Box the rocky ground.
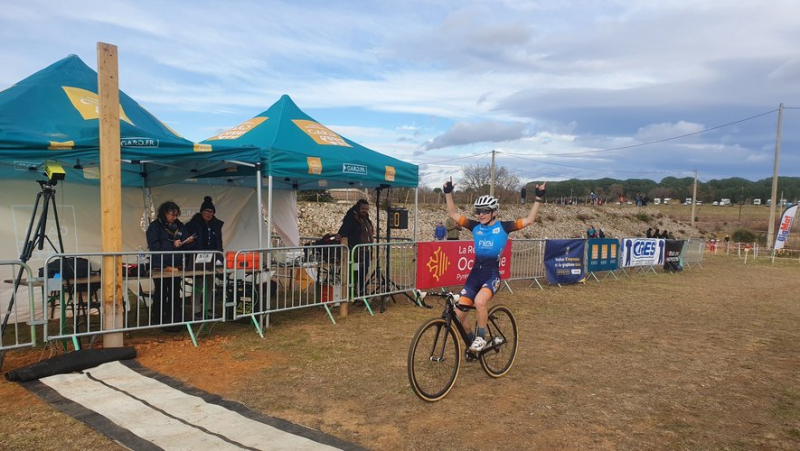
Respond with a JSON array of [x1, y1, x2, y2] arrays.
[[296, 200, 698, 241]]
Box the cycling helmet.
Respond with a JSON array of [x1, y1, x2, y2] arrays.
[[474, 195, 499, 211]]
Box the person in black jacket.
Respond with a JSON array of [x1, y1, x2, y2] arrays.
[[184, 196, 224, 319], [146, 201, 194, 329], [337, 199, 374, 296]]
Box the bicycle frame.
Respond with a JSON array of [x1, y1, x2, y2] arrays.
[[429, 292, 505, 357]]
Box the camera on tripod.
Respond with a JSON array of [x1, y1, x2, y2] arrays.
[[44, 161, 65, 185]]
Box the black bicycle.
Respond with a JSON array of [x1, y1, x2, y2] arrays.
[[407, 292, 518, 402]]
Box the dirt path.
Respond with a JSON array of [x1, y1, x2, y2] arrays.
[[2, 256, 799, 449]]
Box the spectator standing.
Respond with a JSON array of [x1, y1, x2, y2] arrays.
[[445, 216, 462, 240], [146, 201, 195, 330], [599, 228, 606, 238], [337, 199, 375, 297], [185, 196, 224, 319], [587, 224, 597, 239], [433, 221, 447, 240]]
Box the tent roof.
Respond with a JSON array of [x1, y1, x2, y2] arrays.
[[0, 55, 258, 187], [202, 95, 418, 189]]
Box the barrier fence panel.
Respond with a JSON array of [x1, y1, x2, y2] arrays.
[[43, 251, 226, 347], [0, 261, 37, 352], [683, 238, 705, 268], [351, 242, 417, 315], [508, 239, 546, 289], [231, 244, 348, 328]]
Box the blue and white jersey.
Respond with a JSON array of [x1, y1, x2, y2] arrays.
[[459, 217, 523, 267]]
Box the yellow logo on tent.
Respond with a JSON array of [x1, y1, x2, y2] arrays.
[[62, 87, 133, 125], [48, 141, 74, 150], [385, 165, 396, 182], [206, 117, 268, 140], [293, 120, 351, 147], [194, 143, 212, 152], [426, 246, 450, 282], [307, 157, 322, 174]]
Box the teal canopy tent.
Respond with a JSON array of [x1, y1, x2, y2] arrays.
[[202, 94, 418, 190], [0, 55, 258, 187]]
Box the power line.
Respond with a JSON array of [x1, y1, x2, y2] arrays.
[[502, 152, 689, 175], [528, 108, 778, 157]]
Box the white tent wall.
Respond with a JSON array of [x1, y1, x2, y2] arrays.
[[0, 180, 299, 324]]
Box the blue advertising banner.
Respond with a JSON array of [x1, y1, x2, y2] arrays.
[[621, 238, 665, 267], [586, 238, 620, 272], [663, 239, 686, 272], [544, 239, 586, 284]]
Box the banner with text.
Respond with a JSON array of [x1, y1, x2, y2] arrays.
[[663, 239, 686, 272], [774, 205, 798, 251], [621, 238, 665, 267], [586, 238, 620, 272], [544, 239, 586, 284], [416, 240, 512, 290]]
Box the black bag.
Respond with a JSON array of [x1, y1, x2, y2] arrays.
[[305, 233, 341, 263], [38, 257, 95, 279]]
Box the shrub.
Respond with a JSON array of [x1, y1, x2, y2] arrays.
[[576, 213, 590, 221], [635, 212, 651, 222], [731, 228, 757, 243], [545, 214, 556, 222]]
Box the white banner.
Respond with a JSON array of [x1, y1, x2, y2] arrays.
[[774, 205, 798, 250], [621, 238, 665, 267]]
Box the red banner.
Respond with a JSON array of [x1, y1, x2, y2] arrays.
[[416, 240, 512, 290]]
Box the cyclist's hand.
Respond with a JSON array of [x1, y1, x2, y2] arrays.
[[534, 182, 547, 198], [443, 177, 455, 194]]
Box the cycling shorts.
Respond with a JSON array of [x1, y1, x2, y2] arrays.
[[459, 265, 501, 304]]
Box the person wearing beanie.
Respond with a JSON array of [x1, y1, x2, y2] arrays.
[[185, 196, 225, 320], [186, 196, 224, 252]]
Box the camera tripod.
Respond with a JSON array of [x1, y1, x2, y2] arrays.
[[1, 180, 65, 366]]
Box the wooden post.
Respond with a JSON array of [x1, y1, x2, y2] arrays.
[[98, 43, 124, 347]]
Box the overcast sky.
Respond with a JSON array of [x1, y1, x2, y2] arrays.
[[2, 0, 800, 188]]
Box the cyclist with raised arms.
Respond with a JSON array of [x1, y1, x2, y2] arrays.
[[443, 178, 546, 352]]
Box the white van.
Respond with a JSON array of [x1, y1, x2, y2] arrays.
[[663, 198, 671, 205], [684, 198, 692, 205], [753, 199, 761, 205], [653, 198, 661, 205]]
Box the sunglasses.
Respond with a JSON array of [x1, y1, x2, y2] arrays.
[[474, 208, 493, 215]]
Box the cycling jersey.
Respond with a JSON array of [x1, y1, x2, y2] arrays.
[[457, 217, 523, 268]]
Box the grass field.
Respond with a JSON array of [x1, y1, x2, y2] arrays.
[[1, 254, 798, 449]]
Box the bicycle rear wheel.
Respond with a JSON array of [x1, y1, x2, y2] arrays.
[[407, 317, 462, 402], [479, 304, 518, 378]]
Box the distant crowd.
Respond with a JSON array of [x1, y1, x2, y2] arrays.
[[645, 227, 673, 239]]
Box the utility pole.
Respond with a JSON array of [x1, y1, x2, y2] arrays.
[[767, 103, 783, 248], [738, 186, 743, 222], [691, 169, 697, 228], [490, 149, 496, 197]]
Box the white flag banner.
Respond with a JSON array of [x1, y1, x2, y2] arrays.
[[774, 205, 798, 250]]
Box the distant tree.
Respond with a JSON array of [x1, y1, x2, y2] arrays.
[[460, 163, 520, 203]]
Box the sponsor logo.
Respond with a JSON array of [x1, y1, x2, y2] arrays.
[[385, 165, 396, 182], [48, 141, 74, 150], [292, 119, 352, 147], [62, 86, 133, 124], [206, 117, 268, 140], [121, 137, 159, 148], [193, 143, 212, 152], [342, 163, 367, 175], [478, 239, 493, 249], [492, 228, 501, 234], [426, 246, 450, 282], [633, 240, 656, 257], [307, 157, 322, 175]]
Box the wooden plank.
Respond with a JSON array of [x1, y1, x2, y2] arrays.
[[98, 42, 124, 347]]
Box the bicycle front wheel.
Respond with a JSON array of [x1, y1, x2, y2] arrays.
[[480, 304, 518, 378], [407, 317, 462, 402]]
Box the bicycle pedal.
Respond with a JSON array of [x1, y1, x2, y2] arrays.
[[465, 351, 478, 361]]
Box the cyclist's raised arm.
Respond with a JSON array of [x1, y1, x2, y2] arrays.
[[520, 181, 547, 228], [443, 178, 461, 223]]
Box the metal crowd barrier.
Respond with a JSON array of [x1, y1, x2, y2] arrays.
[[683, 238, 706, 268], [0, 261, 37, 352], [229, 244, 348, 333], [351, 241, 417, 315], [507, 238, 547, 289], [42, 250, 227, 348]]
